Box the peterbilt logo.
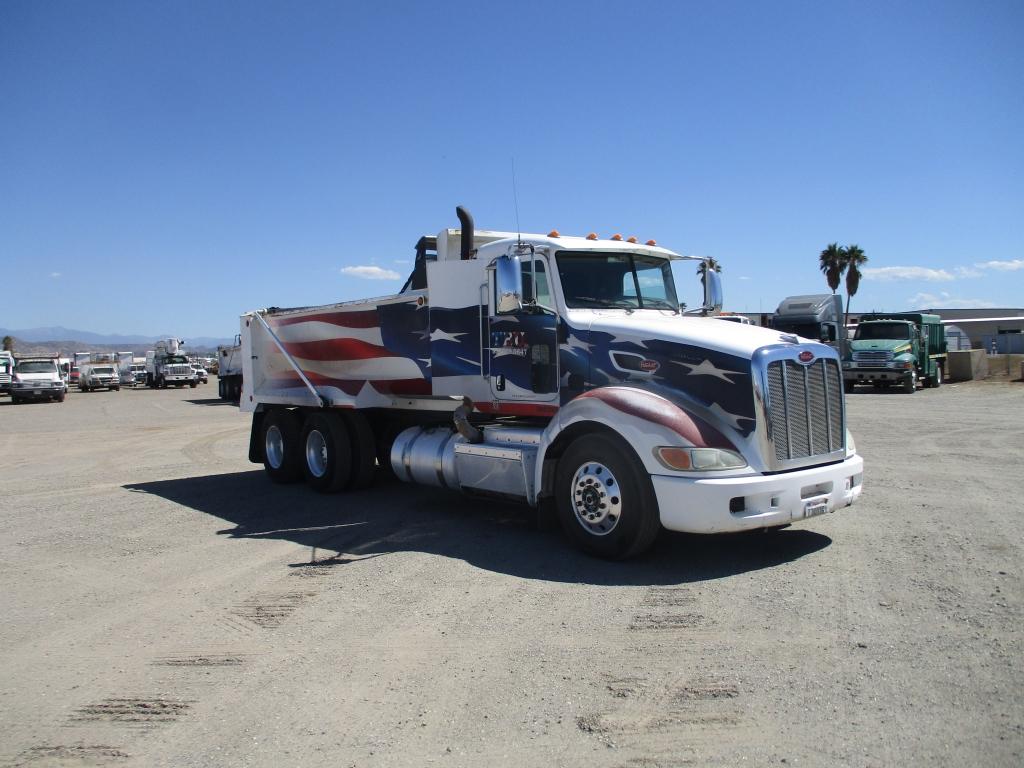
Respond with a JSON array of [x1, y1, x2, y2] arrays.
[[798, 350, 815, 363]]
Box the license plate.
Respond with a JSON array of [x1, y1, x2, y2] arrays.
[[804, 501, 829, 518]]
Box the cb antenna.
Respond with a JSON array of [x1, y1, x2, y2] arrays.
[[512, 157, 521, 245]]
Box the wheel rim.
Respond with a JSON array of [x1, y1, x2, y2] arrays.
[[305, 429, 329, 478], [570, 461, 623, 536], [265, 424, 285, 469]]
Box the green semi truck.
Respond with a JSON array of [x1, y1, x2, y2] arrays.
[[843, 313, 947, 393]]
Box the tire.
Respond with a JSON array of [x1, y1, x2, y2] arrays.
[[902, 370, 917, 394], [343, 411, 377, 490], [300, 413, 352, 492], [218, 379, 226, 399], [56, 392, 65, 403], [554, 433, 661, 560], [113, 386, 120, 392], [189, 381, 197, 389], [11, 395, 21, 404], [262, 409, 303, 483], [930, 364, 943, 388]]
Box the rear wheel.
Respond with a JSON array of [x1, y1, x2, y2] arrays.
[[930, 364, 943, 388], [555, 433, 661, 560], [262, 409, 303, 483], [301, 413, 352, 492]]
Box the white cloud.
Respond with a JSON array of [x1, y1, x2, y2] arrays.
[[907, 292, 996, 310], [862, 266, 955, 282], [341, 265, 401, 280], [738, 276, 751, 280], [976, 259, 1024, 272], [50, 272, 61, 279], [954, 266, 983, 278], [393, 259, 411, 265]]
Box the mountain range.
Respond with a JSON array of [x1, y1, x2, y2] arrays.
[[0, 326, 233, 349]]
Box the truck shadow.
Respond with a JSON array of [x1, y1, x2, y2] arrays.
[[124, 470, 831, 587]]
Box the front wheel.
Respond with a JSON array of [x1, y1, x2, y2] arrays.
[[555, 433, 661, 560], [902, 370, 917, 394], [189, 381, 197, 388]]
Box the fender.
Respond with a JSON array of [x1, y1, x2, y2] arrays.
[[531, 385, 737, 504]]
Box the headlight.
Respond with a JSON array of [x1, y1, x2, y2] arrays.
[[842, 361, 852, 369], [654, 446, 747, 471]]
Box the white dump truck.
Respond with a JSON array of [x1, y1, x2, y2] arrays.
[[217, 335, 243, 402], [240, 207, 864, 559], [146, 339, 196, 388]]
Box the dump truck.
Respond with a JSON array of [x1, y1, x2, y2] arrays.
[[217, 335, 243, 402], [843, 312, 947, 393], [239, 207, 864, 559]]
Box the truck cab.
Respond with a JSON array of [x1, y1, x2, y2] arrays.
[[843, 313, 946, 393]]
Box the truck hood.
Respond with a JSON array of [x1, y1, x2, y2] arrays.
[[15, 372, 59, 383], [850, 339, 912, 354], [562, 311, 831, 440], [577, 311, 796, 359]]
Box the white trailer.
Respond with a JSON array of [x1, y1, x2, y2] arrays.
[[240, 207, 864, 559]]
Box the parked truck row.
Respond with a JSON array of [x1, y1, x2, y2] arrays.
[[237, 207, 864, 559]]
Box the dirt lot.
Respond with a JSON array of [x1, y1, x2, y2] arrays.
[[1, 379, 1021, 767]]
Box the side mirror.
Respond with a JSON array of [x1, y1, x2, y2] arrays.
[[495, 253, 523, 314], [703, 269, 723, 315]]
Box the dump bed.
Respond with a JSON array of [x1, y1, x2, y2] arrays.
[[242, 291, 431, 412]]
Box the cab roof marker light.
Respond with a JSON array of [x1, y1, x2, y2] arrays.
[[646, 239, 657, 246], [627, 236, 638, 243], [548, 230, 560, 238], [610, 234, 623, 241], [586, 233, 598, 240]]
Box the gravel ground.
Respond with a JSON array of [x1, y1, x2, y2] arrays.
[[0, 379, 1021, 767]]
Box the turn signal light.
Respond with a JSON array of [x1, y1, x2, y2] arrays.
[[611, 233, 623, 241], [654, 446, 747, 472], [586, 233, 598, 240], [548, 230, 560, 237]]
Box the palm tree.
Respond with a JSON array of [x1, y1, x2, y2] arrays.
[[843, 244, 868, 324], [819, 243, 846, 293], [2, 335, 12, 353]]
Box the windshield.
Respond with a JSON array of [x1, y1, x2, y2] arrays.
[[93, 366, 115, 374], [556, 252, 678, 310], [855, 322, 912, 341], [165, 355, 189, 364], [773, 321, 823, 339], [15, 361, 56, 374]]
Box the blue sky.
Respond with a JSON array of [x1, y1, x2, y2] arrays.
[[2, 0, 1021, 338]]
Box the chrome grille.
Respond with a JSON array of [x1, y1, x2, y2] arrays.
[[852, 350, 892, 367], [168, 365, 192, 376], [766, 358, 844, 462]]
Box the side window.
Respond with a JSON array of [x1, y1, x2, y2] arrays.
[[521, 259, 551, 306]]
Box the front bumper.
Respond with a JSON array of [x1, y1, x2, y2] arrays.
[[652, 454, 864, 534], [12, 384, 64, 400], [844, 368, 910, 383]]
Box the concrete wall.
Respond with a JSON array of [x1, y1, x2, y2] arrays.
[[947, 350, 988, 381]]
